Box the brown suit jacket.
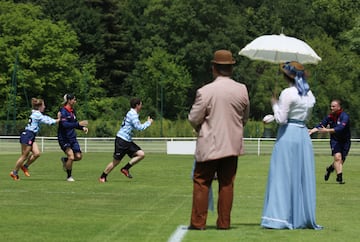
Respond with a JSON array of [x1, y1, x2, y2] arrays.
[[188, 76, 250, 162]]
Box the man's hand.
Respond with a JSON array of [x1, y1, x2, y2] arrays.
[[79, 120, 88, 126], [147, 116, 153, 123]]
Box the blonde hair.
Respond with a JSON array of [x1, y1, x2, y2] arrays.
[[31, 98, 44, 110]]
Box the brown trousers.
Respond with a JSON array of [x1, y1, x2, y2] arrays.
[[190, 156, 238, 229]]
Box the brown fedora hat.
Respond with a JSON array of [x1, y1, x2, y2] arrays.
[[211, 50, 236, 64], [279, 61, 305, 79]]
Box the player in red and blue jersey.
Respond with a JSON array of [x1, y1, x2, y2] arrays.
[[309, 99, 351, 184], [57, 94, 88, 182]]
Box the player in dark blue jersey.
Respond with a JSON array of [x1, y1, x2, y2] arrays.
[[10, 98, 59, 180], [309, 99, 351, 184], [57, 94, 88, 182]]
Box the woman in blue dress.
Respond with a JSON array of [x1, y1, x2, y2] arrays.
[[261, 61, 322, 230]]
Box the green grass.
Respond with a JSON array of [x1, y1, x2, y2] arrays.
[[0, 152, 359, 242]]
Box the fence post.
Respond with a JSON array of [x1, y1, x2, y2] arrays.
[[41, 137, 44, 152], [85, 138, 87, 153]]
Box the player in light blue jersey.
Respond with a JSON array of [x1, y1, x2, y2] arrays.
[[10, 98, 60, 180], [99, 97, 153, 182]]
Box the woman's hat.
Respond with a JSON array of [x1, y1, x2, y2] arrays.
[[279, 61, 305, 79], [211, 50, 236, 64], [280, 61, 310, 96], [62, 93, 75, 104]]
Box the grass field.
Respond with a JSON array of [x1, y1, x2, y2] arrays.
[[0, 152, 359, 242]]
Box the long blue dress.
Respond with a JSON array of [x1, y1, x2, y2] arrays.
[[261, 86, 322, 230]]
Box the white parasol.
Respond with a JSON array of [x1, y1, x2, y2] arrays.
[[239, 34, 321, 64]]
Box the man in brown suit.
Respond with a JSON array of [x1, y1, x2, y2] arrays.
[[188, 49, 250, 230]]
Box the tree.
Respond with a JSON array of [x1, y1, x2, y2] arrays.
[[127, 0, 248, 118], [0, 1, 100, 120], [86, 0, 134, 95], [128, 48, 192, 120], [341, 16, 360, 55], [19, 0, 134, 96], [312, 0, 360, 42], [3, 0, 360, 137], [31, 0, 105, 65]]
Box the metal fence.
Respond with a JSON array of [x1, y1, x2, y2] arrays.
[[1, 136, 360, 156]]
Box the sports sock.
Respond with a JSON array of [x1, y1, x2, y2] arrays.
[[336, 173, 343, 182], [327, 164, 335, 172], [23, 164, 29, 168], [123, 163, 133, 170], [66, 169, 72, 178], [101, 172, 107, 178]]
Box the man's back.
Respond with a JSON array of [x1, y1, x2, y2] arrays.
[[189, 76, 249, 161]]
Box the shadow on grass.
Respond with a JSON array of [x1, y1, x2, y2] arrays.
[[200, 223, 260, 230]]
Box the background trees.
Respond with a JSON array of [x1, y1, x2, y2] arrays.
[[0, 1, 82, 117], [2, 0, 360, 137]]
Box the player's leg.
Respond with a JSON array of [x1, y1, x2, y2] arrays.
[[99, 159, 121, 182], [71, 141, 82, 161], [333, 152, 345, 184], [324, 161, 335, 181], [25, 141, 41, 166], [333, 152, 343, 174], [325, 141, 338, 181], [103, 159, 121, 174], [64, 148, 75, 181], [129, 149, 145, 166], [99, 137, 126, 182], [10, 144, 32, 180], [120, 149, 144, 179], [21, 142, 41, 176], [74, 152, 82, 161], [334, 142, 350, 184], [120, 141, 142, 179], [64, 141, 83, 181]]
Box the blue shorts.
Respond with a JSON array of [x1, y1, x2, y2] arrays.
[[330, 139, 351, 161], [58, 139, 82, 153], [19, 130, 36, 146], [113, 136, 141, 160]]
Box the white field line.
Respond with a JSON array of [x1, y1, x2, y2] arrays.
[[168, 225, 188, 242]]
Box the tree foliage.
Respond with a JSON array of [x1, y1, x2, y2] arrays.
[[1, 0, 360, 137], [0, 1, 80, 117], [128, 48, 192, 119]]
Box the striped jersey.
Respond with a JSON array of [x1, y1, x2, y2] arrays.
[[25, 110, 57, 134], [117, 108, 151, 142]]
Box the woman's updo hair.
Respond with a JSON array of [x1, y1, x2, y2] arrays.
[[31, 98, 44, 110]]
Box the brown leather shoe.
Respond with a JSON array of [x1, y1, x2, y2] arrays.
[[187, 225, 206, 230], [217, 227, 230, 230]]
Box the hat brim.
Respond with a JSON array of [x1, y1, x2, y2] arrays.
[[211, 60, 236, 65]]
